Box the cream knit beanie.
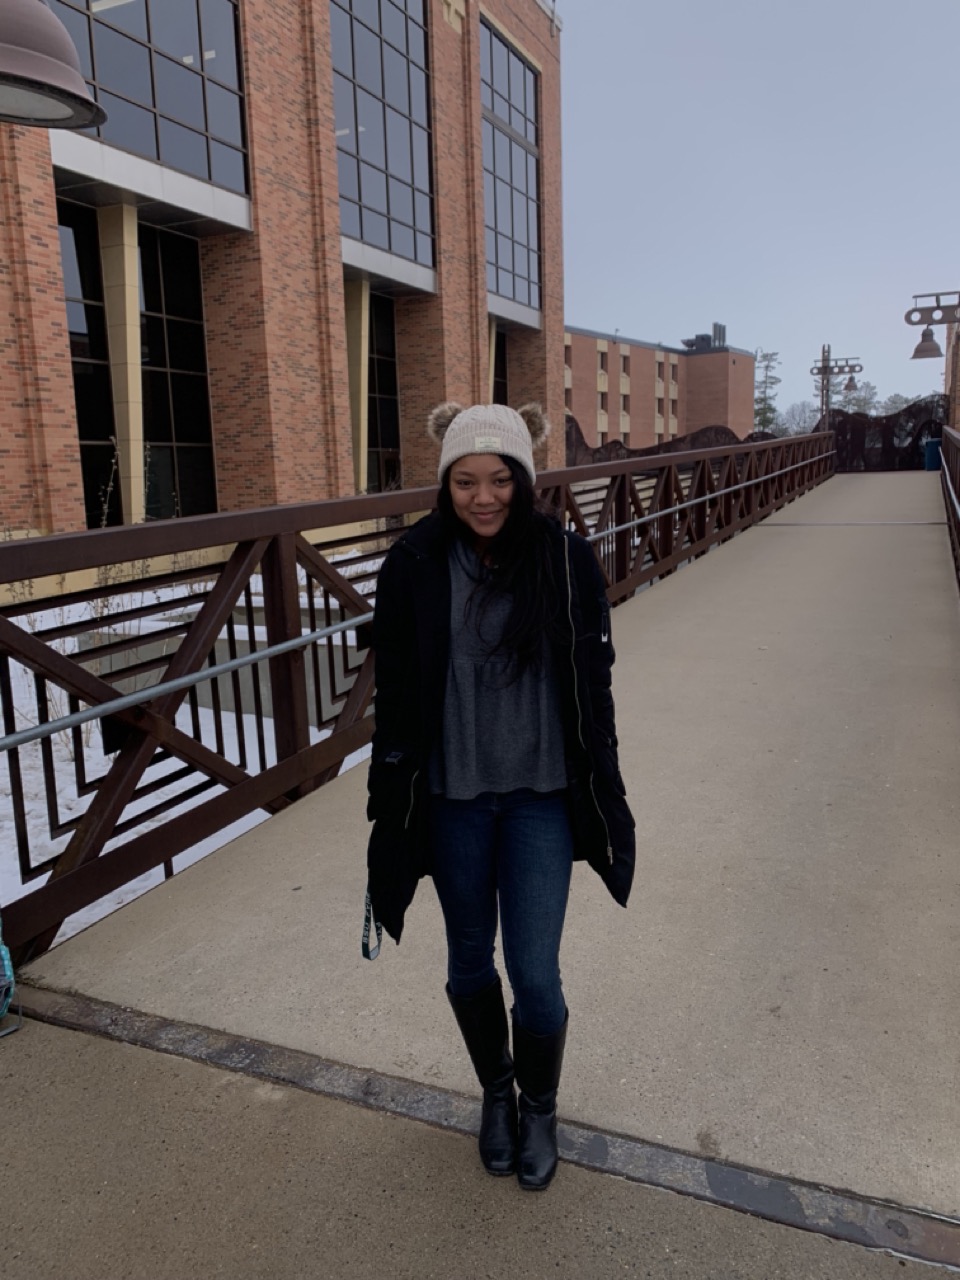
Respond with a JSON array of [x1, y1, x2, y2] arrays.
[[427, 403, 550, 484]]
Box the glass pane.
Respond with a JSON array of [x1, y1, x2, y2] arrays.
[[360, 162, 388, 214], [409, 64, 427, 125], [171, 373, 213, 443], [361, 208, 389, 250], [493, 93, 509, 123], [514, 245, 528, 281], [483, 170, 494, 218], [93, 23, 152, 104], [142, 369, 173, 440], [482, 119, 493, 171], [388, 177, 412, 224], [497, 268, 512, 297], [514, 276, 529, 306], [199, 0, 240, 87], [481, 81, 492, 110], [333, 74, 357, 152], [356, 90, 385, 166], [145, 444, 177, 518], [209, 141, 246, 192], [389, 220, 414, 260], [527, 199, 538, 250], [94, 0, 147, 40], [51, 2, 92, 78], [485, 227, 495, 265], [73, 363, 115, 442], [486, 263, 497, 291], [148, 0, 201, 66], [352, 0, 379, 28], [160, 234, 203, 319], [57, 204, 104, 300], [495, 178, 511, 233], [496, 234, 512, 272], [330, 1, 353, 76], [511, 140, 527, 192], [80, 443, 123, 528], [206, 82, 243, 144], [175, 447, 217, 516], [338, 152, 360, 201], [527, 152, 537, 195], [404, 0, 423, 22], [377, 396, 399, 448], [529, 283, 540, 311], [66, 301, 108, 360], [492, 35, 508, 95], [406, 20, 424, 67], [494, 127, 509, 178], [138, 225, 162, 311], [374, 355, 397, 397], [411, 123, 429, 191], [513, 189, 527, 244], [158, 117, 208, 179], [98, 91, 157, 159], [525, 67, 537, 121], [414, 189, 431, 231], [383, 45, 408, 114], [381, 0, 405, 51], [140, 314, 166, 366], [386, 107, 411, 181], [509, 52, 525, 109], [353, 22, 382, 97], [480, 24, 491, 85], [58, 225, 83, 301], [415, 232, 432, 266], [511, 104, 525, 135], [166, 319, 207, 372], [370, 293, 395, 356], [339, 198, 361, 238], [154, 55, 205, 128]]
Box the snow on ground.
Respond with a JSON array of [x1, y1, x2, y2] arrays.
[[0, 562, 376, 947]]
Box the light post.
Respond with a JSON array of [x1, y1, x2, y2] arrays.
[[903, 292, 959, 360], [0, 0, 105, 128], [810, 345, 863, 428]]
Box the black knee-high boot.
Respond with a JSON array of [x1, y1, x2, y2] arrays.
[[446, 978, 518, 1176], [512, 1010, 568, 1191]]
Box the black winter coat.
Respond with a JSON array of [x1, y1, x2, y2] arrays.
[[365, 511, 636, 943]]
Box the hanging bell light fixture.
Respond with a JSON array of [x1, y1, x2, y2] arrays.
[[0, 0, 105, 128], [911, 326, 944, 360], [843, 375, 858, 393]]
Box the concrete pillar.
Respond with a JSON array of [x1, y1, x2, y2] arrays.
[[98, 204, 144, 524], [344, 277, 371, 493]]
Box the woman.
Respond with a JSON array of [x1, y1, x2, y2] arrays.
[[364, 402, 635, 1191]]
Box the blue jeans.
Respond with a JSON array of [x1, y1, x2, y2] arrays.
[[429, 788, 573, 1036]]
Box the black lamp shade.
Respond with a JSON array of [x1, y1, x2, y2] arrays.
[[0, 0, 106, 128]]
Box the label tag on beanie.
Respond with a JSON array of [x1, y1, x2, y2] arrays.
[[474, 435, 503, 450]]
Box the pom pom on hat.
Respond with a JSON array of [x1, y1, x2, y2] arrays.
[[427, 402, 551, 484]]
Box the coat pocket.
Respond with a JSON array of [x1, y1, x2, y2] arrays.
[[366, 749, 419, 823]]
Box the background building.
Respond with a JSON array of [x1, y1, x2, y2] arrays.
[[0, 0, 564, 537], [565, 323, 755, 449]]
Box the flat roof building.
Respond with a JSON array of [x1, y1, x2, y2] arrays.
[[565, 323, 755, 451], [1, 0, 564, 536]]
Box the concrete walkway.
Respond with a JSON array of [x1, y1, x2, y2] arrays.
[[0, 1018, 943, 1280], [14, 473, 960, 1263]]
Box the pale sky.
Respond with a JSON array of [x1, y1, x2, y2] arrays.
[[560, 0, 956, 412]]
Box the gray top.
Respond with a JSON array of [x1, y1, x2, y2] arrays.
[[428, 542, 568, 800]]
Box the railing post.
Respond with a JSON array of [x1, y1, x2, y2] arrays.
[[614, 475, 630, 586], [260, 533, 311, 794]]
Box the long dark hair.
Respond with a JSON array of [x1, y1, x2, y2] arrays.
[[437, 455, 564, 675]]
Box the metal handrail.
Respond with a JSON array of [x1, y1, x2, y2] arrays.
[[0, 611, 373, 755], [586, 451, 836, 543]]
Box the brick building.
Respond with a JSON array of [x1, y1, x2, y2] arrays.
[[0, 0, 564, 536], [565, 323, 755, 450]]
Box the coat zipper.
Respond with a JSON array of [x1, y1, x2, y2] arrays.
[[564, 539, 613, 866], [404, 769, 420, 830]]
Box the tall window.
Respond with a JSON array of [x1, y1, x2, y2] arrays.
[[331, 0, 434, 267], [480, 22, 540, 310], [367, 293, 401, 492], [58, 201, 122, 528], [492, 328, 508, 404], [49, 0, 247, 193], [140, 225, 217, 519]]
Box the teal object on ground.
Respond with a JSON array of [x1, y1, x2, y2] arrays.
[[0, 913, 21, 1036], [924, 439, 942, 471]]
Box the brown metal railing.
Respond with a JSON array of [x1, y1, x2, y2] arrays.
[[942, 426, 960, 592], [0, 433, 834, 961]]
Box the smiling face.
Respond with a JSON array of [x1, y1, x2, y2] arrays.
[[448, 454, 515, 546]]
